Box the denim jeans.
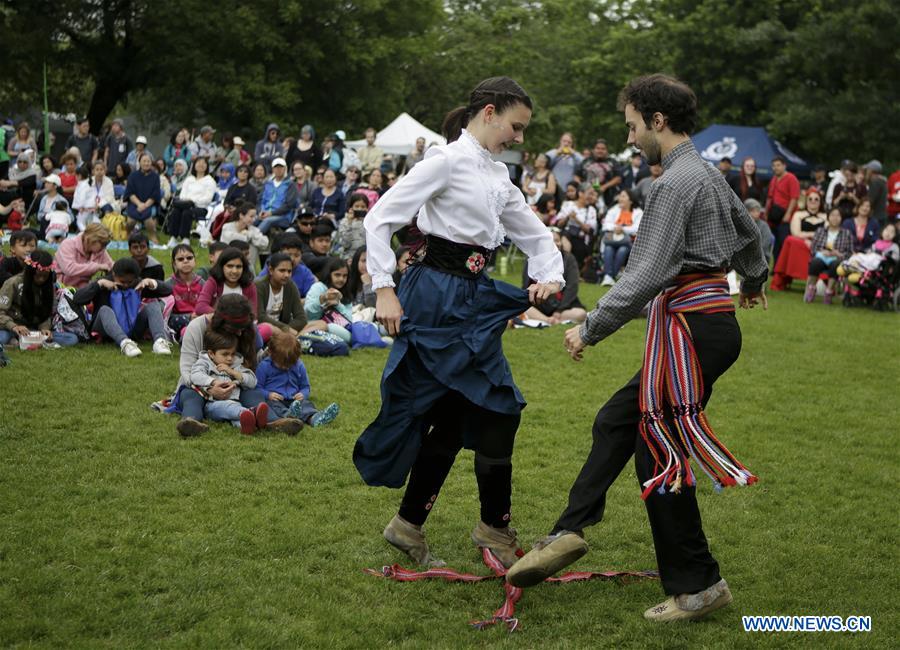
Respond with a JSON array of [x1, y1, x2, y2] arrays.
[[204, 399, 247, 426], [268, 397, 318, 422], [602, 238, 632, 278], [180, 386, 271, 422], [256, 214, 293, 234]]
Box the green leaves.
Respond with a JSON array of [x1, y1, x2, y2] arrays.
[[2, 0, 895, 167]]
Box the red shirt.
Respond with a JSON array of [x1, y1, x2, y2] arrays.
[[59, 171, 78, 196], [887, 170, 900, 217], [767, 172, 800, 211]]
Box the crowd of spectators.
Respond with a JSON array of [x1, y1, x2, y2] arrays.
[[1, 116, 899, 376]]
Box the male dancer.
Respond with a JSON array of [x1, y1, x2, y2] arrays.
[[506, 74, 768, 622]]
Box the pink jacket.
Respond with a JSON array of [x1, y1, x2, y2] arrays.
[[194, 277, 258, 319], [169, 274, 204, 314], [54, 234, 114, 288]]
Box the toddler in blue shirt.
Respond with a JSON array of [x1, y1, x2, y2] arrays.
[[257, 328, 340, 427]]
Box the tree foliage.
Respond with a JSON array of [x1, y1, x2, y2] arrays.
[[1, 0, 896, 168]]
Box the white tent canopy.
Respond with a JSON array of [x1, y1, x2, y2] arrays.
[[345, 112, 446, 155]]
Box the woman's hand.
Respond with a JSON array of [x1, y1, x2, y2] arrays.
[[41, 329, 53, 340], [13, 325, 30, 337], [207, 381, 234, 400], [528, 282, 560, 305], [292, 393, 305, 401], [135, 278, 157, 292], [269, 391, 284, 402], [97, 278, 118, 290], [375, 287, 403, 336]]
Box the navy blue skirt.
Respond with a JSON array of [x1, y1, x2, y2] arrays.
[[353, 264, 532, 488]]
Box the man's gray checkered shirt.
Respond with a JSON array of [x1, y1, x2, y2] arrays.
[[580, 139, 768, 345]]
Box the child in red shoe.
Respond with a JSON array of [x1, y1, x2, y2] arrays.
[[190, 329, 267, 434]]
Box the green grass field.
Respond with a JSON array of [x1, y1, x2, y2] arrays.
[[1, 250, 898, 648]]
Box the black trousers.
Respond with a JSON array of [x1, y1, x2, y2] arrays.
[[399, 390, 520, 528], [167, 206, 206, 238], [552, 312, 742, 595]]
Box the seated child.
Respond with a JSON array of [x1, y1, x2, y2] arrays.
[[169, 243, 203, 338], [195, 247, 258, 319], [72, 257, 173, 357], [304, 257, 352, 342], [0, 230, 38, 287], [255, 252, 320, 336], [257, 329, 339, 427], [45, 199, 73, 244], [301, 224, 334, 275], [128, 232, 165, 281], [257, 233, 316, 297], [197, 241, 229, 281], [190, 329, 269, 435], [0, 250, 78, 347]]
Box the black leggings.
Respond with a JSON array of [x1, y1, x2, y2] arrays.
[[399, 391, 520, 528]]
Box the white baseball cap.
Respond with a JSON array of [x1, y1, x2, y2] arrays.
[[44, 173, 62, 186], [233, 136, 245, 146], [136, 135, 148, 145], [272, 157, 287, 167]]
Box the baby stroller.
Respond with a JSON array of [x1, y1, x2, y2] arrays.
[[842, 256, 899, 311]]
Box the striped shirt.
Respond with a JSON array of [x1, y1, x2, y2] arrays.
[[580, 140, 768, 345]]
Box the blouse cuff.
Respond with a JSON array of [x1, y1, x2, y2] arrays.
[[526, 251, 566, 288], [371, 273, 396, 290]]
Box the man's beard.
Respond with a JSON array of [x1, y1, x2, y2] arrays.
[[640, 137, 662, 166]]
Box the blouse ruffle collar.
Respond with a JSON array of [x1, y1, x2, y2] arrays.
[[457, 130, 509, 249]]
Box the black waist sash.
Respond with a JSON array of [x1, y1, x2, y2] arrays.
[[420, 235, 494, 279]]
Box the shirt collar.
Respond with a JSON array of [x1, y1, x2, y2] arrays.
[[459, 129, 494, 164], [661, 139, 696, 171]]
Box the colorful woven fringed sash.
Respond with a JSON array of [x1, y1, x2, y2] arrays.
[[639, 273, 757, 499]]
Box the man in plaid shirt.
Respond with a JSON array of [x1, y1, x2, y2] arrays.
[[508, 74, 768, 623]]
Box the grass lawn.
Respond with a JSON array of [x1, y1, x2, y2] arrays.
[[1, 248, 898, 648]]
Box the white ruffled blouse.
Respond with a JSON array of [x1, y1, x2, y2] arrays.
[[364, 129, 565, 289]]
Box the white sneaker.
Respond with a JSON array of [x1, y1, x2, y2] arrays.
[[601, 274, 615, 287], [166, 238, 178, 248], [120, 338, 142, 357], [152, 338, 172, 355]]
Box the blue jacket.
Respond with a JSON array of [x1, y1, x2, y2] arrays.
[[255, 357, 310, 400], [258, 178, 298, 217], [841, 217, 880, 253]]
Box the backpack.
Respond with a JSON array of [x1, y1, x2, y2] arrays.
[[101, 212, 129, 241], [109, 288, 141, 335], [350, 321, 388, 349], [299, 329, 350, 357], [52, 287, 92, 342]]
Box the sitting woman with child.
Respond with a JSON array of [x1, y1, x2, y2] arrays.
[[189, 329, 269, 435], [770, 188, 827, 291], [175, 294, 303, 437], [0, 250, 79, 348], [804, 207, 852, 305]]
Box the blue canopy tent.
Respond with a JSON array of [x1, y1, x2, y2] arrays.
[[691, 124, 811, 179]]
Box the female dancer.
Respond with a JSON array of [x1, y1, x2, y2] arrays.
[[353, 77, 564, 567]]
